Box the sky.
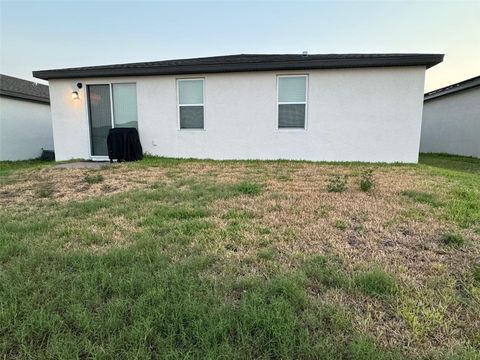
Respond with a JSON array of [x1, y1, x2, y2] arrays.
[[0, 0, 479, 92]]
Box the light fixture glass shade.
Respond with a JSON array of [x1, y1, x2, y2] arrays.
[[72, 91, 79, 100]]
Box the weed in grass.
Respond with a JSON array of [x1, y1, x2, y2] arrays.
[[359, 169, 375, 192], [334, 219, 347, 231], [327, 174, 347, 193], [84, 173, 104, 184], [233, 181, 263, 196], [440, 232, 466, 248], [355, 269, 396, 297], [401, 190, 441, 207], [36, 182, 54, 198]]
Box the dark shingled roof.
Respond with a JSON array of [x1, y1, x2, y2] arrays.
[[33, 53, 444, 80], [424, 75, 480, 101], [0, 74, 50, 104]]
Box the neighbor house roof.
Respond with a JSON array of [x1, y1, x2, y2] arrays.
[[424, 75, 480, 101], [0, 74, 50, 104], [32, 53, 444, 80]]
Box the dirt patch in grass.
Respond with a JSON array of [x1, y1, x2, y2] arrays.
[[0, 165, 171, 209]]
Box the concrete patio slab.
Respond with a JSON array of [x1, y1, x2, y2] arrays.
[[54, 161, 111, 169]]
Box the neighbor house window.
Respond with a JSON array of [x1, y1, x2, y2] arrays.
[[178, 78, 204, 129], [277, 75, 308, 129]]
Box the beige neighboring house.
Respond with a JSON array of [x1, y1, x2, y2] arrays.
[[0, 74, 53, 161], [421, 75, 480, 158]]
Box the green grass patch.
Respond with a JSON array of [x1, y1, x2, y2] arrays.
[[303, 255, 348, 289], [401, 190, 441, 207], [355, 269, 396, 297], [232, 181, 263, 196], [84, 173, 104, 184], [419, 153, 480, 175], [440, 232, 466, 248], [334, 219, 347, 231], [0, 159, 52, 176]]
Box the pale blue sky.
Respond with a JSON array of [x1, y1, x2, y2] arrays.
[[1, 0, 479, 91]]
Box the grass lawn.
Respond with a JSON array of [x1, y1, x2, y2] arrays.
[[0, 154, 479, 359]]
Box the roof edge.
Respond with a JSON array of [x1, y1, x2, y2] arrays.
[[424, 75, 480, 101], [33, 53, 444, 80], [0, 89, 50, 104]]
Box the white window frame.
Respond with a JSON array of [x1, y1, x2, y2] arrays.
[[177, 78, 206, 131], [276, 74, 308, 130]]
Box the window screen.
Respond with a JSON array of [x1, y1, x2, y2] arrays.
[[277, 76, 307, 129], [178, 79, 204, 129], [112, 83, 138, 129]]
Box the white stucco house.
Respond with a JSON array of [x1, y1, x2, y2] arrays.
[[420, 75, 479, 158], [0, 74, 53, 161], [33, 53, 443, 163]]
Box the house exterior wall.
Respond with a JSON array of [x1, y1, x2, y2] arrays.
[[0, 97, 53, 161], [420, 87, 480, 158], [48, 66, 426, 162]]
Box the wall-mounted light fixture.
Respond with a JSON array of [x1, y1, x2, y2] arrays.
[[71, 82, 83, 100]]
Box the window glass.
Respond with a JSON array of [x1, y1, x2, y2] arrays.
[[278, 104, 306, 128], [179, 106, 204, 129], [179, 80, 204, 104], [112, 83, 138, 128], [278, 76, 306, 102], [87, 84, 112, 156]]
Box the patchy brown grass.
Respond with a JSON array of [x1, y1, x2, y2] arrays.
[[1, 157, 479, 357]]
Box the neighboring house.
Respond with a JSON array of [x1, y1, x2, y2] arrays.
[[0, 74, 53, 161], [33, 53, 443, 163], [420, 76, 479, 158]]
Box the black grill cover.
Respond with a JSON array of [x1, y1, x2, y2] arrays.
[[106, 128, 143, 162]]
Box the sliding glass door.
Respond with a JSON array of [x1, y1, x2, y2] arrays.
[[87, 83, 138, 157], [112, 83, 138, 128], [87, 85, 112, 156]]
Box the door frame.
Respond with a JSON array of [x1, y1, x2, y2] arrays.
[[85, 81, 138, 161]]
